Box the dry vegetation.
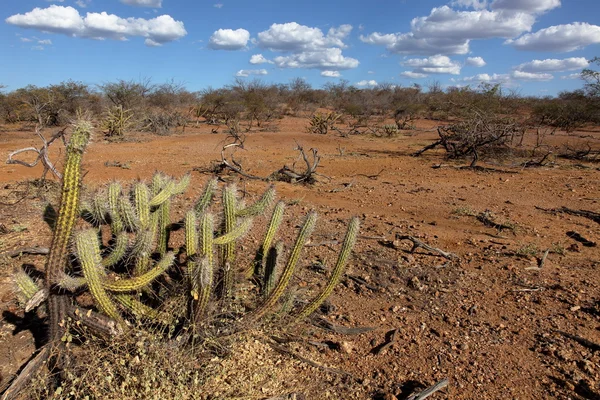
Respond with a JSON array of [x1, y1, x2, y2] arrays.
[[0, 61, 599, 399]]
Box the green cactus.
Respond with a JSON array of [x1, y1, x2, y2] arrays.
[[221, 184, 237, 298], [45, 119, 91, 345], [194, 178, 218, 216], [14, 268, 41, 305], [294, 217, 359, 321], [250, 211, 317, 320], [76, 229, 122, 324], [236, 185, 276, 218]]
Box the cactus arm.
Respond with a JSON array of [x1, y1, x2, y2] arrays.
[[235, 185, 275, 218], [149, 179, 175, 208], [213, 218, 253, 245], [294, 217, 359, 322], [194, 178, 218, 216], [173, 173, 191, 195], [156, 199, 170, 256], [101, 232, 129, 268], [193, 213, 214, 318], [14, 268, 41, 304], [76, 229, 122, 324], [221, 184, 237, 298], [250, 211, 317, 320], [102, 252, 174, 292]]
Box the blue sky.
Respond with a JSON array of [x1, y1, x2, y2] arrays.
[[2, 0, 600, 95]]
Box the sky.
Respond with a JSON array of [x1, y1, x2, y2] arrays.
[[2, 0, 600, 96]]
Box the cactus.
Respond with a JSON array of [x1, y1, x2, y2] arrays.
[[262, 241, 283, 298], [250, 211, 317, 320], [294, 217, 360, 321], [220, 184, 237, 298], [14, 268, 41, 305], [45, 119, 91, 346], [194, 178, 218, 216]]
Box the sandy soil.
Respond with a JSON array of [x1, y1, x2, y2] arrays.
[[0, 117, 598, 399]]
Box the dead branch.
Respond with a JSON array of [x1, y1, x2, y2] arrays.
[[535, 206, 600, 224], [394, 235, 458, 260], [1, 347, 50, 400], [475, 210, 516, 232], [6, 126, 67, 180], [3, 247, 50, 258], [276, 144, 323, 183], [371, 328, 399, 355], [406, 378, 449, 400]]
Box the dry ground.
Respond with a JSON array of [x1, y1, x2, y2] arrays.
[[0, 116, 598, 399]]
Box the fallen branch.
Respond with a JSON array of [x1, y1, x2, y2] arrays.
[[406, 378, 449, 400], [371, 328, 399, 355], [394, 235, 458, 260], [3, 247, 50, 258], [1, 347, 50, 400], [535, 206, 600, 225]]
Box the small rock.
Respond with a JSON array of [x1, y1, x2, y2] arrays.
[[570, 305, 581, 312]]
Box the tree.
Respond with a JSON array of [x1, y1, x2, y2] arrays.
[[582, 57, 600, 97]]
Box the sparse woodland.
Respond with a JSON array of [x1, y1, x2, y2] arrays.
[[0, 61, 599, 399]]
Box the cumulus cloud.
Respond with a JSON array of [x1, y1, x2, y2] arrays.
[[561, 73, 581, 80], [273, 47, 358, 70], [120, 0, 162, 7], [254, 22, 358, 72], [515, 57, 588, 73], [249, 54, 273, 64], [490, 0, 560, 13], [356, 80, 378, 87], [321, 70, 341, 78], [257, 22, 352, 52], [506, 22, 600, 52], [451, 0, 488, 10], [208, 28, 250, 50], [511, 70, 553, 81], [5, 5, 186, 46], [401, 55, 462, 75], [400, 71, 428, 79], [466, 56, 486, 67], [235, 69, 268, 77], [360, 2, 558, 56], [460, 73, 510, 84]]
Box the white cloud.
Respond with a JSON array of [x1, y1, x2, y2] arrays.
[[120, 0, 162, 8], [400, 71, 428, 79], [252, 22, 358, 72], [249, 54, 273, 64], [466, 56, 486, 67], [20, 37, 33, 42], [321, 70, 341, 78], [401, 54, 462, 75], [511, 70, 553, 81], [257, 22, 352, 52], [5, 6, 186, 46], [515, 57, 588, 73], [506, 22, 600, 52], [360, 2, 557, 56], [235, 69, 268, 77], [560, 73, 581, 80], [214, 3, 223, 8], [367, 70, 374, 74], [451, 0, 488, 10], [75, 0, 91, 7], [45, 0, 65, 2], [490, 0, 560, 13], [461, 73, 510, 84], [273, 48, 359, 70], [32, 45, 45, 50], [38, 39, 52, 45], [208, 28, 250, 50], [356, 80, 378, 87]]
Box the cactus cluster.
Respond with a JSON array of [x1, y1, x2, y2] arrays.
[[14, 121, 360, 341], [306, 112, 341, 135]]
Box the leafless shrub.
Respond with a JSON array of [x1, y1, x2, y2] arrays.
[[141, 109, 187, 135]]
